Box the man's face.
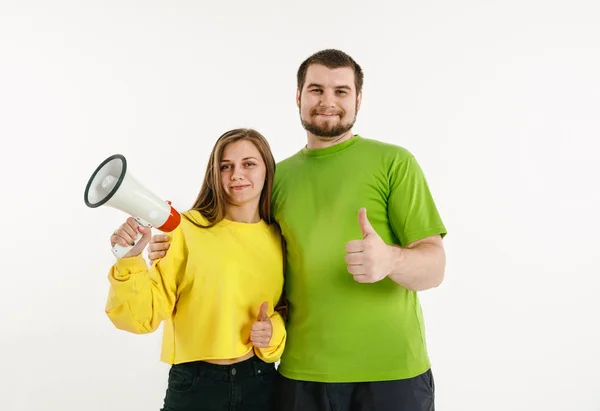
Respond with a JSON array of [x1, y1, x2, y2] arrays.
[[297, 64, 362, 139]]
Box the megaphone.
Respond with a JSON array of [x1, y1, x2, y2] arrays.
[[84, 154, 181, 259]]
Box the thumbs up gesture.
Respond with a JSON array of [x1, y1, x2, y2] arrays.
[[250, 302, 272, 348], [345, 208, 395, 283]]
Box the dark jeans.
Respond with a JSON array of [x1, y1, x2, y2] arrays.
[[275, 368, 435, 411], [160, 355, 277, 411]]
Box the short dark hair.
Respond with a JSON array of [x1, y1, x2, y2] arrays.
[[297, 49, 364, 94]]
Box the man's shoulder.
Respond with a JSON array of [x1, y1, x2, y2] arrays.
[[276, 150, 302, 167], [274, 150, 304, 178], [356, 135, 414, 163]]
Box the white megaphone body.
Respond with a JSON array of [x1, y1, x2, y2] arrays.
[[84, 154, 181, 259]]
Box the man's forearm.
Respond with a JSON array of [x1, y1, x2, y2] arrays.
[[387, 240, 446, 291]]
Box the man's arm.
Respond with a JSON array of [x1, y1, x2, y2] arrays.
[[387, 234, 445, 291], [345, 209, 446, 292]]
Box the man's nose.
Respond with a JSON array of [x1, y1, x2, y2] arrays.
[[319, 89, 335, 107]]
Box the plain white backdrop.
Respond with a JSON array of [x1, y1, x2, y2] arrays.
[[1, 1, 599, 410]]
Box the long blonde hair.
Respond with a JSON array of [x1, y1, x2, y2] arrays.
[[186, 128, 276, 228]]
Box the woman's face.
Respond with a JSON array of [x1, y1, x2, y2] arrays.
[[219, 139, 266, 208]]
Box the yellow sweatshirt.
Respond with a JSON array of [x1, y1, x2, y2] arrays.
[[105, 210, 286, 364]]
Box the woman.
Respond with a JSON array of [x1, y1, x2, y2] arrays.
[[105, 128, 285, 411]]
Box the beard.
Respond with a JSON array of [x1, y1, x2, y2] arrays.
[[300, 108, 356, 139]]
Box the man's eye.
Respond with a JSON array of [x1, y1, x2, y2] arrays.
[[336, 90, 347, 95], [310, 89, 322, 94]]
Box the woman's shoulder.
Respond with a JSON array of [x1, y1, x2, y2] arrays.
[[264, 221, 283, 246], [181, 209, 210, 227]]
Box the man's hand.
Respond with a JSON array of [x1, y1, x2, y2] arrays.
[[250, 302, 272, 348], [344, 208, 397, 283]]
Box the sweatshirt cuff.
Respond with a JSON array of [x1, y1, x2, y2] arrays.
[[112, 255, 148, 281], [255, 313, 286, 363], [269, 313, 286, 348]]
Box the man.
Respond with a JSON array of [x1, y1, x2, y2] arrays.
[[149, 49, 447, 411]]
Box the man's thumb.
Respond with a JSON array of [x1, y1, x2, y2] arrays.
[[258, 301, 269, 321], [358, 208, 375, 238]]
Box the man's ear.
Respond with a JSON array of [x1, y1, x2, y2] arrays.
[[356, 91, 362, 112], [296, 88, 301, 109]]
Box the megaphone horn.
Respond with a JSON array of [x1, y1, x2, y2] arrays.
[[84, 154, 181, 258]]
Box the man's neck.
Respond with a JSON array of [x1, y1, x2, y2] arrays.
[[306, 130, 354, 149]]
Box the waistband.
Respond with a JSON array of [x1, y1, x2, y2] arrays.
[[172, 355, 275, 382]]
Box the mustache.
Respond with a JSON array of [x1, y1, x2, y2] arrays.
[[311, 108, 344, 116]]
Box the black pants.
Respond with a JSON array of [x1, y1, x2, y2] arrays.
[[275, 369, 435, 411], [160, 355, 277, 411]]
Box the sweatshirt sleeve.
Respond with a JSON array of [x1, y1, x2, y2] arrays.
[[105, 225, 187, 334], [255, 311, 287, 363]]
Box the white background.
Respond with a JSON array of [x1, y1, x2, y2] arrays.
[[1, 1, 599, 410]]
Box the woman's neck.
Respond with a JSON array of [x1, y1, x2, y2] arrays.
[[225, 203, 261, 223]]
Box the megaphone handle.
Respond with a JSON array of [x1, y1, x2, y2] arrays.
[[111, 217, 153, 259]]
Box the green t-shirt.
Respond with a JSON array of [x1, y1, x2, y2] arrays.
[[272, 135, 447, 382]]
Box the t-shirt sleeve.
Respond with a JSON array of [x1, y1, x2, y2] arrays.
[[388, 154, 447, 246]]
